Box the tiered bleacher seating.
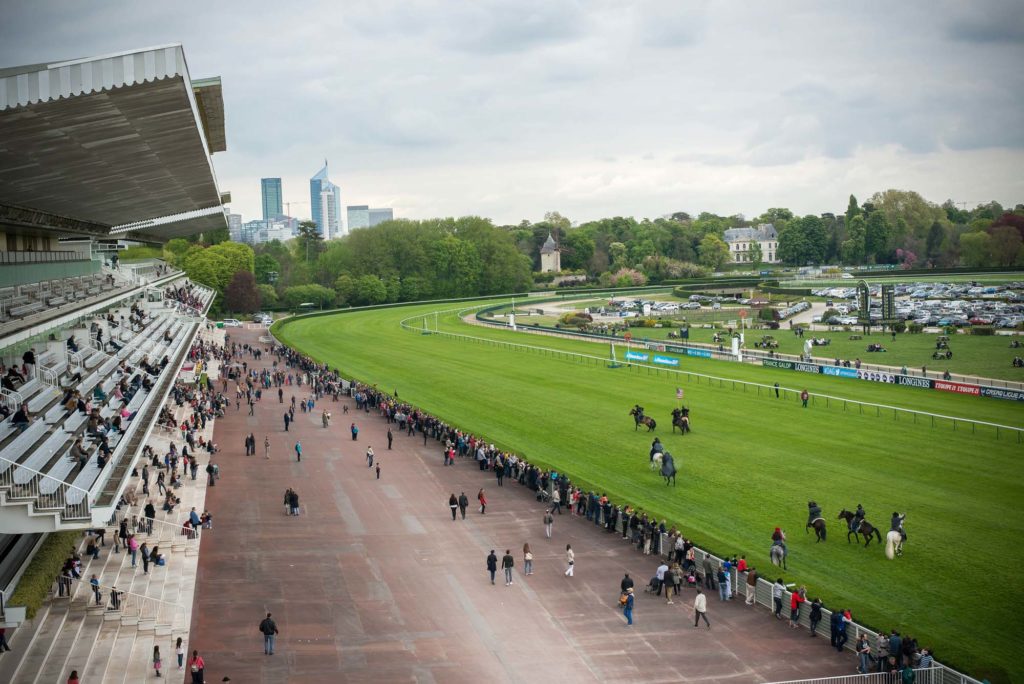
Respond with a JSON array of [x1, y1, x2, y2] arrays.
[[0, 273, 124, 325]]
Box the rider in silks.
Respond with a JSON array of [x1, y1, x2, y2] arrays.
[[772, 526, 787, 558], [850, 504, 865, 532]]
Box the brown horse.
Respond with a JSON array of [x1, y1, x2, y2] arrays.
[[630, 406, 657, 432], [837, 509, 882, 547], [806, 518, 827, 543], [671, 407, 690, 434]]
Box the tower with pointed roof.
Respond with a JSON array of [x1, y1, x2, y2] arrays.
[[540, 233, 561, 273], [310, 160, 343, 239]]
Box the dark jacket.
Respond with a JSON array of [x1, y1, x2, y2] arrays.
[[486, 553, 497, 571], [259, 618, 278, 635], [620, 576, 634, 592], [501, 554, 514, 569]]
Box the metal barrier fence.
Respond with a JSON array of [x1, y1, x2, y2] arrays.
[[402, 306, 1023, 442], [770, 667, 942, 684], [0, 250, 88, 265]]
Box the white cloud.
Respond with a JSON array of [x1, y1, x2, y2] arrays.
[[0, 0, 1021, 226]]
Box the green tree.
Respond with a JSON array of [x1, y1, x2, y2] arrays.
[[958, 231, 993, 267], [208, 241, 255, 276], [864, 212, 890, 263], [163, 238, 191, 267], [757, 208, 794, 224], [295, 220, 324, 263], [431, 234, 481, 297], [352, 274, 388, 305], [183, 249, 232, 292], [841, 214, 866, 265], [256, 284, 278, 308], [254, 254, 281, 284], [698, 234, 730, 270], [608, 241, 628, 268], [559, 231, 595, 271], [333, 273, 356, 305], [989, 226, 1022, 267], [747, 242, 763, 267], [282, 284, 335, 309], [845, 195, 860, 225], [925, 221, 946, 261]]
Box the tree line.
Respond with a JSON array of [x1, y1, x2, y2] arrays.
[[167, 190, 1023, 313]]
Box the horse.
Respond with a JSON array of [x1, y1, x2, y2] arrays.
[[837, 509, 882, 547], [660, 452, 677, 486], [769, 542, 787, 569], [650, 452, 663, 472], [884, 530, 904, 559], [670, 407, 691, 434], [806, 517, 827, 543], [629, 406, 656, 432]]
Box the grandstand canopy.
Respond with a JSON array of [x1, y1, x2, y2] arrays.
[[0, 44, 227, 241]]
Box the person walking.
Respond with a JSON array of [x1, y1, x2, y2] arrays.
[[693, 587, 710, 628], [260, 612, 279, 655], [294, 441, 302, 462], [544, 509, 554, 538], [622, 587, 635, 626], [90, 574, 101, 605], [264, 436, 270, 459], [458, 492, 469, 519], [501, 549, 515, 586], [366, 446, 374, 468], [188, 650, 205, 684], [375, 463, 381, 480], [0, 626, 12, 653], [387, 428, 393, 450], [283, 412, 290, 431], [153, 645, 163, 677], [745, 566, 758, 605], [486, 550, 498, 585], [523, 543, 533, 575], [350, 422, 359, 441], [564, 544, 574, 577], [664, 564, 676, 604], [176, 637, 185, 670], [477, 488, 486, 515], [448, 494, 458, 521]]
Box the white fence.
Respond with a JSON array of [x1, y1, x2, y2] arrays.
[[770, 667, 943, 684]]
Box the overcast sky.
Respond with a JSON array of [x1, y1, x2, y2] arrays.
[[2, 0, 1022, 226]]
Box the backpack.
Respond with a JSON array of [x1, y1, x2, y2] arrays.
[[619, 593, 629, 606]]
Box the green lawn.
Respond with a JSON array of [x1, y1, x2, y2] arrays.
[[276, 300, 1024, 682]]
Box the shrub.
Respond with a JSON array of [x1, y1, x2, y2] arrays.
[[8, 531, 81, 619], [559, 312, 593, 326], [891, 320, 907, 334], [907, 323, 924, 334], [971, 326, 995, 336]]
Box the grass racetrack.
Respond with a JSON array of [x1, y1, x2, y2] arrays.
[[275, 299, 1024, 682]]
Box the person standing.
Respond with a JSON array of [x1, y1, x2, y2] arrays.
[[809, 598, 823, 637], [693, 587, 710, 628], [0, 627, 11, 653], [523, 543, 533, 576], [800, 389, 809, 407], [745, 566, 758, 605], [477, 488, 486, 515], [664, 564, 676, 604], [486, 550, 498, 585], [283, 412, 290, 431], [294, 441, 302, 462], [366, 446, 374, 468], [789, 586, 806, 628], [544, 509, 554, 538], [564, 544, 574, 577], [774, 382, 780, 398], [550, 487, 561, 514], [153, 645, 162, 677], [856, 633, 872, 674], [387, 428, 393, 450], [90, 574, 101, 605], [264, 436, 270, 459], [176, 637, 185, 670], [448, 494, 458, 521], [260, 612, 279, 655], [350, 423, 359, 441], [501, 549, 515, 586], [375, 463, 381, 480], [458, 492, 469, 520], [622, 587, 635, 626], [772, 578, 785, 619]]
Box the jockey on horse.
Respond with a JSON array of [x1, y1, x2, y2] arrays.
[[890, 512, 907, 541], [649, 438, 663, 462], [849, 504, 865, 533], [806, 501, 823, 528]]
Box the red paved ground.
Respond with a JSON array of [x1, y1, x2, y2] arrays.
[[190, 328, 854, 683]]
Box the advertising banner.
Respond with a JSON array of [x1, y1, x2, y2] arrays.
[[980, 386, 1024, 401], [646, 343, 666, 352], [823, 366, 858, 378], [762, 359, 794, 370], [933, 380, 981, 396], [653, 355, 680, 367], [686, 349, 712, 359], [857, 369, 896, 383], [625, 351, 649, 362], [794, 362, 821, 374], [897, 375, 933, 389]]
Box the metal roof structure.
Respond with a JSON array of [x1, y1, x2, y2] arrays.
[[723, 223, 778, 242], [0, 44, 227, 241]]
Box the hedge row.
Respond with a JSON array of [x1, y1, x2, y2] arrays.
[[8, 531, 81, 619]]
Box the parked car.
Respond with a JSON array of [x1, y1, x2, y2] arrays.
[[222, 318, 242, 327]]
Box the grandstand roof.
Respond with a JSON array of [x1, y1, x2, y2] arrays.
[[0, 44, 227, 240]]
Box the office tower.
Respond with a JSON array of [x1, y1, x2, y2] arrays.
[[309, 161, 343, 238], [261, 178, 283, 220], [347, 205, 370, 230], [368, 208, 394, 226]]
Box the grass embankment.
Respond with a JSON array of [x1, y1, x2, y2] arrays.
[[276, 300, 1023, 681]]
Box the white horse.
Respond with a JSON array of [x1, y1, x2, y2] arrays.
[[884, 530, 904, 559], [650, 452, 663, 471]]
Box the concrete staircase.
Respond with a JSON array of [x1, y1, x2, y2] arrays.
[[1, 407, 215, 684]]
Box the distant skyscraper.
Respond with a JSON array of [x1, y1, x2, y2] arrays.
[[368, 208, 394, 226], [228, 213, 243, 242], [310, 162, 343, 238], [347, 205, 370, 230], [261, 178, 283, 220]]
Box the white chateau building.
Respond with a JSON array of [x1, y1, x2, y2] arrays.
[[723, 223, 780, 263]]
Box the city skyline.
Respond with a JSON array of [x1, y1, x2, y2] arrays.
[[1, 2, 1021, 226]]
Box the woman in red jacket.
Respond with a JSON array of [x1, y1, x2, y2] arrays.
[[789, 586, 806, 628], [478, 488, 487, 514]]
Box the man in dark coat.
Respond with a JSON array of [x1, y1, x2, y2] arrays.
[[486, 550, 498, 585]]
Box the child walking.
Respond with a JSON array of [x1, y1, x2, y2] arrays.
[[153, 644, 162, 677]]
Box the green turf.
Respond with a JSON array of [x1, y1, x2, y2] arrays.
[[276, 300, 1024, 681]]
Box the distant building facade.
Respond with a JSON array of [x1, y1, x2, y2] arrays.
[[540, 233, 561, 272], [261, 177, 283, 220], [239, 217, 297, 245], [368, 208, 393, 226], [227, 213, 243, 242], [347, 205, 370, 230], [723, 223, 779, 263], [310, 162, 343, 239]]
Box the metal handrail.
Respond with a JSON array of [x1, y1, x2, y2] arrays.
[[59, 574, 184, 627], [112, 504, 202, 543], [0, 454, 92, 521]]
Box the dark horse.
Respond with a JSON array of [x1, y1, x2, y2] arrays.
[[670, 407, 691, 434], [660, 452, 677, 486], [806, 518, 827, 543], [630, 406, 656, 432], [837, 509, 882, 547]]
